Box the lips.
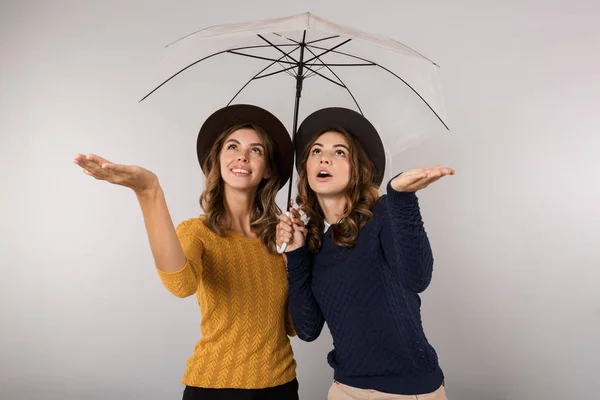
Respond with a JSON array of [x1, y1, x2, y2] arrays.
[[230, 166, 251, 177], [316, 170, 332, 182]]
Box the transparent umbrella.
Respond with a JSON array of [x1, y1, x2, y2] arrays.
[[140, 12, 450, 213]]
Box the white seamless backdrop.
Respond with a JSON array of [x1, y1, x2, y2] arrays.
[[1, 1, 599, 399]]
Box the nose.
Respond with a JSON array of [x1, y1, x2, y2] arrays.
[[319, 157, 330, 165], [237, 152, 249, 163]]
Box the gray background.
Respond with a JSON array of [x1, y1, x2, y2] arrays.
[[1, 1, 599, 399]]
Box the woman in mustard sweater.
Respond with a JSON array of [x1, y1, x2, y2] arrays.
[[73, 104, 299, 400]]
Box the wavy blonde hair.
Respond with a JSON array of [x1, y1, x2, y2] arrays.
[[199, 123, 281, 253], [296, 127, 381, 253]]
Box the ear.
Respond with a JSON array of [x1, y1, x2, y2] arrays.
[[263, 168, 272, 180]]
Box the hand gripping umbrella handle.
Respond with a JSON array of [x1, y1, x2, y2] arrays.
[[276, 211, 290, 254]]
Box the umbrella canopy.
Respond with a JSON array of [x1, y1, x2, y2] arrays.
[[140, 12, 450, 207]]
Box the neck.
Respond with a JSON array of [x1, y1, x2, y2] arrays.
[[223, 185, 257, 237], [316, 193, 346, 225]]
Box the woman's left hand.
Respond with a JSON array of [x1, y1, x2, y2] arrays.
[[391, 165, 454, 192]]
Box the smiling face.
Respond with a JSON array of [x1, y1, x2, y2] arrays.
[[219, 127, 271, 191], [305, 130, 352, 197]]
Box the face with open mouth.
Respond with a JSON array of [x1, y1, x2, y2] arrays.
[[219, 127, 271, 190], [306, 130, 351, 196]]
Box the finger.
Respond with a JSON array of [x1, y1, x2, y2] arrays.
[[427, 165, 453, 176], [295, 227, 307, 239], [101, 162, 130, 174], [280, 230, 293, 241], [77, 156, 105, 174], [425, 166, 454, 182], [289, 207, 301, 219], [73, 154, 87, 166], [403, 167, 426, 175], [83, 168, 105, 181], [422, 175, 442, 188], [279, 232, 292, 244], [404, 171, 428, 184], [279, 223, 294, 234], [86, 153, 112, 166], [411, 171, 446, 191], [278, 214, 293, 225], [402, 173, 430, 191], [426, 170, 443, 181], [276, 221, 290, 233]]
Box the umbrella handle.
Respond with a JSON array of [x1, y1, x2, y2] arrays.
[[276, 211, 290, 254], [277, 242, 287, 254]]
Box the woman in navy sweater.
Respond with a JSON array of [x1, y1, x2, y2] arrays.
[[277, 107, 453, 399]]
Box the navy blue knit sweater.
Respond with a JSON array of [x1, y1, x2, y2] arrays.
[[285, 180, 444, 395]]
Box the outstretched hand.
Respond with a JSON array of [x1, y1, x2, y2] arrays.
[[391, 165, 454, 193], [73, 153, 159, 195]]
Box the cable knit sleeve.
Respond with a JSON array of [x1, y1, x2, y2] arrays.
[[285, 246, 325, 342], [379, 179, 434, 293], [155, 219, 204, 298]]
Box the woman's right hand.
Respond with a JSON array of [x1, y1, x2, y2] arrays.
[[73, 153, 159, 196], [277, 207, 307, 253]]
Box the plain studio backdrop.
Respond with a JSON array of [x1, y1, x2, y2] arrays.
[[1, 1, 599, 399]]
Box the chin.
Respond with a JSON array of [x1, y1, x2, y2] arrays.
[[309, 182, 345, 196], [223, 177, 259, 190]]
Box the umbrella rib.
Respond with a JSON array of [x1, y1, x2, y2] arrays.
[[254, 65, 298, 80], [303, 56, 327, 78], [258, 34, 299, 74], [310, 62, 375, 67], [304, 46, 363, 115], [273, 33, 300, 45], [226, 45, 301, 106], [307, 35, 341, 45], [139, 43, 296, 102], [257, 34, 299, 64], [304, 65, 327, 78], [303, 65, 345, 88], [307, 44, 450, 130], [227, 50, 296, 65], [304, 38, 352, 64]]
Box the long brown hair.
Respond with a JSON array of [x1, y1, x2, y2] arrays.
[[199, 123, 281, 253], [296, 127, 381, 253]]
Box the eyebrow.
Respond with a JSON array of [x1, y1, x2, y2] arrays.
[[312, 142, 350, 151], [226, 139, 265, 148]]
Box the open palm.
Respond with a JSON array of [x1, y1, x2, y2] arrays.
[[391, 165, 454, 192], [73, 153, 158, 194]]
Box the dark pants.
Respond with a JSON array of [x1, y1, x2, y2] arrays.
[[182, 379, 299, 400]]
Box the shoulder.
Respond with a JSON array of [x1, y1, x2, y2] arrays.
[[176, 216, 213, 243], [371, 195, 389, 218]]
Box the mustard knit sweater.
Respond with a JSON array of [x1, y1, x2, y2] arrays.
[[156, 217, 297, 389]]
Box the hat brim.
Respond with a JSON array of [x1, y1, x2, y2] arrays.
[[295, 107, 386, 186], [197, 104, 293, 189]]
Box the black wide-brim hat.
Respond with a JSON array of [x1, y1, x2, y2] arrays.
[[197, 104, 293, 189], [295, 107, 386, 186]]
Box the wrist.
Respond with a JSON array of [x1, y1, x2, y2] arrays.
[[135, 178, 161, 200], [390, 173, 408, 192]]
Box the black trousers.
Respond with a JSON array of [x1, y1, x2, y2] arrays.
[[182, 379, 299, 400]]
